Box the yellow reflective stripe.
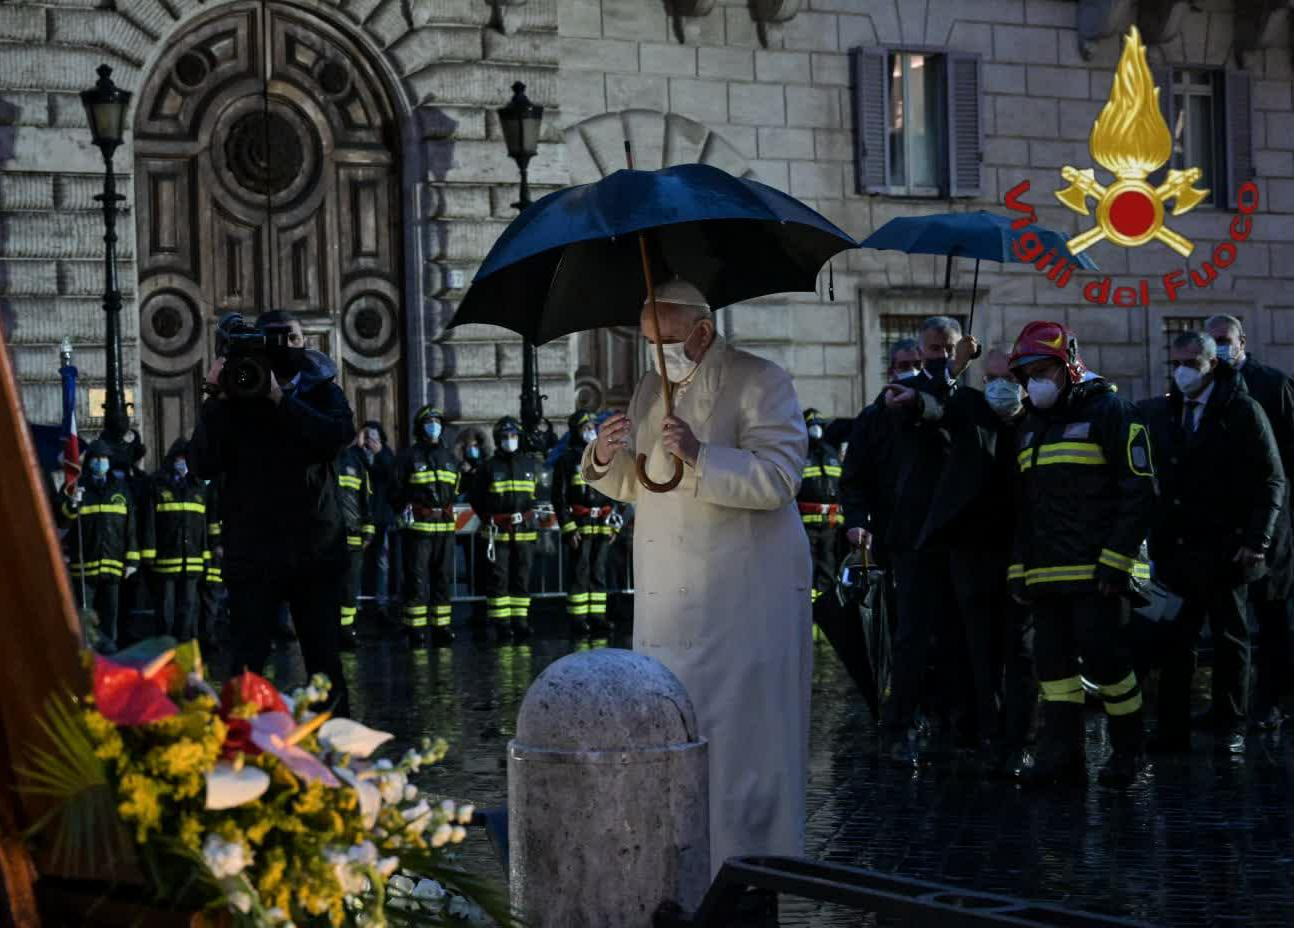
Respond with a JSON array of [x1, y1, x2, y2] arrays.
[[79, 504, 128, 515], [436, 470, 458, 484], [208, 523, 222, 536], [801, 514, 825, 524], [1040, 676, 1085, 703], [824, 465, 842, 477], [156, 502, 205, 513], [338, 475, 363, 490], [140, 548, 158, 559], [561, 522, 577, 535], [408, 521, 454, 533], [802, 466, 823, 478], [1127, 421, 1154, 477], [490, 481, 536, 493], [348, 536, 364, 547], [571, 474, 587, 486], [362, 523, 375, 534], [409, 472, 436, 484], [1025, 564, 1097, 584], [1106, 692, 1143, 716], [1034, 441, 1106, 466], [568, 593, 591, 603], [1007, 563, 1025, 580], [578, 525, 613, 535], [511, 532, 538, 542], [1099, 548, 1136, 573], [1097, 672, 1138, 698]]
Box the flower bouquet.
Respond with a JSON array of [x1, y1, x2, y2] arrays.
[[19, 638, 515, 927]]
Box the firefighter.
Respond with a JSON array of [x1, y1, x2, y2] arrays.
[[553, 410, 617, 637], [798, 408, 843, 606], [470, 416, 538, 640], [200, 476, 225, 653], [57, 438, 140, 650], [336, 435, 375, 649], [140, 438, 211, 641], [1008, 321, 1155, 789], [395, 405, 459, 647]]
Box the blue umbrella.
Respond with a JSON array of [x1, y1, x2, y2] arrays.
[[860, 210, 1097, 336], [451, 162, 858, 346]]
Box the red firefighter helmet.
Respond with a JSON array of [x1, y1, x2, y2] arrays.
[[1009, 321, 1086, 384]]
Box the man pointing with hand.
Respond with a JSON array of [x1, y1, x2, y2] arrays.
[[583, 279, 812, 917]]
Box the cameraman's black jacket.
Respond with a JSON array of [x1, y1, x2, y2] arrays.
[[190, 350, 356, 580]]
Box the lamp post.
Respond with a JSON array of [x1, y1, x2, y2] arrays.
[[81, 64, 132, 469], [497, 82, 548, 452]]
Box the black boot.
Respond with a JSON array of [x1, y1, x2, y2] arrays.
[[430, 625, 455, 646], [1018, 702, 1087, 788], [1098, 712, 1147, 788]]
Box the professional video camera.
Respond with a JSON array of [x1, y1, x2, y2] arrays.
[[214, 312, 295, 400]]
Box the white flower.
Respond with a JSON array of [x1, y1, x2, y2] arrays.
[[324, 847, 367, 896], [439, 799, 457, 819], [377, 856, 399, 879], [204, 761, 270, 811], [375, 758, 394, 771], [403, 784, 418, 803], [319, 719, 393, 758], [403, 748, 422, 768], [202, 834, 251, 879], [379, 771, 409, 806], [457, 804, 476, 825], [266, 909, 289, 924], [228, 890, 253, 914], [451, 825, 467, 844], [333, 766, 381, 829], [388, 875, 416, 896], [430, 824, 453, 848], [347, 840, 379, 867], [411, 879, 446, 901], [448, 894, 487, 922]]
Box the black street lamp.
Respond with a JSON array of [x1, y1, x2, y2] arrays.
[[497, 82, 549, 452], [81, 64, 133, 468]]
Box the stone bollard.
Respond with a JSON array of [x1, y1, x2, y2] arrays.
[[508, 648, 710, 927]]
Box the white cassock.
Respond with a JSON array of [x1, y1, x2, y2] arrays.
[[582, 336, 813, 875]]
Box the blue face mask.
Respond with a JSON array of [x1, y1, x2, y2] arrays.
[[89, 458, 109, 479], [467, 446, 481, 461], [1215, 343, 1236, 366], [173, 458, 188, 479], [423, 421, 442, 442]]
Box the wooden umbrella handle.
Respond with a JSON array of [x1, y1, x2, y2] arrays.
[[626, 140, 683, 494]]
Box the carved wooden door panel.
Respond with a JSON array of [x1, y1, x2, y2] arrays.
[[133, 1, 404, 468]]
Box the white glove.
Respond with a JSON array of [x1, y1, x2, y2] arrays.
[[68, 486, 85, 505], [124, 565, 138, 579]]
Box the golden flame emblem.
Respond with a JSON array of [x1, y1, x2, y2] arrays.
[[1055, 27, 1209, 257]]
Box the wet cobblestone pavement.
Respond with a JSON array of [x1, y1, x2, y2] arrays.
[[263, 615, 1294, 927]]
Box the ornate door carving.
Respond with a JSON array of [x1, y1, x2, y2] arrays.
[[574, 326, 642, 412], [133, 1, 404, 466]]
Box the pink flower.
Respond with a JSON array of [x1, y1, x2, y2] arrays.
[[249, 712, 339, 787]]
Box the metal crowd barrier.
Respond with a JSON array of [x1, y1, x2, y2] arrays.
[[657, 857, 1152, 927], [357, 504, 634, 609]]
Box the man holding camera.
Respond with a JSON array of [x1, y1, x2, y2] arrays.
[[190, 309, 357, 715]]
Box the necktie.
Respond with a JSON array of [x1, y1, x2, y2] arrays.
[[1183, 399, 1200, 432]]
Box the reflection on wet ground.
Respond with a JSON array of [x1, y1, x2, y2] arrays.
[[264, 622, 1294, 927]]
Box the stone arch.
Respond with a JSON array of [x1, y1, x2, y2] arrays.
[[565, 109, 759, 185], [562, 110, 759, 411]]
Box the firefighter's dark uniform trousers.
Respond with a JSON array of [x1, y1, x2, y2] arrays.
[[336, 448, 374, 631], [141, 477, 210, 641], [553, 446, 616, 624]]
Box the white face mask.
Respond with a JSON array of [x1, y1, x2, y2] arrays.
[[1027, 376, 1061, 410], [653, 325, 702, 383], [501, 437, 519, 453], [808, 424, 824, 440], [581, 428, 598, 444], [1174, 364, 1208, 397], [893, 369, 920, 382], [985, 379, 1023, 418]]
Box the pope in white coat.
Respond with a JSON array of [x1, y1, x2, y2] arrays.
[[581, 279, 814, 877]]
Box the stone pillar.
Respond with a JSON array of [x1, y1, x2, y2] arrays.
[[508, 649, 710, 927]]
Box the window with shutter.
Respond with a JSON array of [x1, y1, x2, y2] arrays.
[[945, 52, 981, 198], [1224, 69, 1253, 210], [851, 47, 981, 198], [851, 47, 888, 195]]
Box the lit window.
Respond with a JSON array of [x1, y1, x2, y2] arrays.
[[886, 53, 943, 195], [1169, 69, 1220, 207]]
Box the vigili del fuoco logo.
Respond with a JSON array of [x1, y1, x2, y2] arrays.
[[1002, 26, 1259, 307]]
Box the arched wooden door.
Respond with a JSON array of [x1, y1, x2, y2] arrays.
[[133, 1, 405, 466]]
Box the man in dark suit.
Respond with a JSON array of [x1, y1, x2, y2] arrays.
[[1206, 314, 1294, 731], [1139, 331, 1286, 755]]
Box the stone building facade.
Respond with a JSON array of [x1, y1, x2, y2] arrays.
[[1, 0, 1292, 462]]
